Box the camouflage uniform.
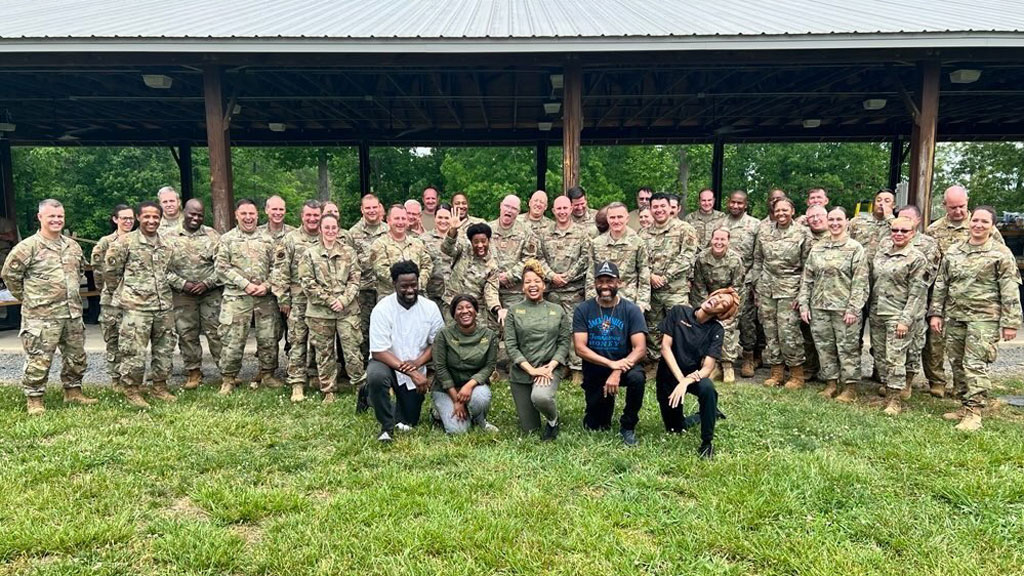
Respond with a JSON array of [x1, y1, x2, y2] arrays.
[[723, 213, 760, 352], [540, 222, 591, 370], [753, 222, 811, 367], [572, 207, 600, 238], [442, 234, 500, 324], [91, 232, 125, 380], [369, 233, 433, 301], [347, 219, 389, 358], [488, 218, 546, 309], [930, 238, 1022, 407], [640, 218, 698, 360], [870, 243, 930, 387], [1, 233, 88, 397], [684, 209, 727, 252], [216, 227, 279, 378], [692, 249, 746, 362], [848, 214, 894, 266], [517, 213, 555, 238], [166, 225, 223, 372], [299, 239, 364, 392], [587, 230, 652, 311], [798, 236, 869, 385], [271, 228, 322, 386], [159, 214, 184, 237], [105, 230, 176, 388], [260, 223, 294, 342], [421, 229, 454, 309]]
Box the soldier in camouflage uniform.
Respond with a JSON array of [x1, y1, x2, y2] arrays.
[[683, 188, 726, 251], [692, 228, 746, 382], [421, 205, 454, 310], [299, 213, 364, 403], [567, 186, 600, 237], [800, 205, 829, 381], [348, 194, 389, 361], [166, 199, 222, 390], [91, 204, 135, 386], [640, 193, 698, 376], [753, 197, 811, 388], [451, 193, 487, 226], [404, 199, 427, 236], [722, 191, 761, 377], [798, 207, 869, 400], [541, 195, 591, 377], [105, 201, 177, 407], [627, 186, 653, 230], [157, 186, 184, 236], [1, 199, 95, 414], [489, 195, 546, 311], [271, 200, 323, 402], [443, 219, 501, 325], [848, 189, 895, 265], [216, 198, 281, 394], [260, 195, 294, 346], [587, 203, 651, 312], [929, 206, 1021, 431], [518, 190, 555, 237], [370, 204, 433, 301], [871, 217, 930, 416]]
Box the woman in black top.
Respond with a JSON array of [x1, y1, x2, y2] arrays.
[[658, 287, 740, 458]]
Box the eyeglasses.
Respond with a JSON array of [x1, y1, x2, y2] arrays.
[[891, 228, 913, 233], [117, 216, 135, 221]]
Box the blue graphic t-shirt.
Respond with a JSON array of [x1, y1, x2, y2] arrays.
[[572, 297, 648, 363]]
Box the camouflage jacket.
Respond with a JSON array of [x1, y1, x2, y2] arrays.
[[443, 235, 500, 312], [572, 207, 600, 238], [753, 222, 811, 299], [370, 233, 434, 299], [871, 243, 930, 326], [270, 227, 321, 307], [158, 214, 184, 237], [930, 238, 1022, 327], [299, 239, 361, 320], [879, 233, 941, 284], [1, 233, 86, 319], [421, 229, 454, 299], [258, 223, 294, 245], [166, 225, 221, 294], [722, 213, 760, 281], [540, 222, 591, 294], [684, 209, 727, 251], [105, 230, 174, 312], [517, 213, 555, 237], [692, 249, 746, 307], [92, 231, 125, 306], [848, 214, 893, 265], [487, 218, 547, 290], [798, 236, 869, 315], [587, 229, 652, 310], [639, 218, 698, 294], [216, 227, 276, 298], [926, 214, 1005, 255], [347, 219, 389, 291]]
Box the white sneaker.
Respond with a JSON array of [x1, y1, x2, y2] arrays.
[[482, 422, 499, 434], [395, 422, 413, 433], [377, 431, 393, 443]]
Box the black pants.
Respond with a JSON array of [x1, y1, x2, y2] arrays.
[[580, 364, 645, 431], [367, 359, 425, 432], [656, 365, 718, 443]]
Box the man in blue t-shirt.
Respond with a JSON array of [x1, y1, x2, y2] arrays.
[[572, 260, 648, 445]]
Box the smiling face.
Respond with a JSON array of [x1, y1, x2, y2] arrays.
[[361, 196, 382, 225], [594, 275, 620, 304], [698, 190, 715, 214], [607, 205, 628, 234], [453, 299, 477, 328], [570, 195, 588, 217], [138, 205, 162, 236], [528, 191, 548, 218], [889, 218, 915, 248], [320, 216, 339, 243], [651, 198, 670, 225], [394, 273, 419, 307], [235, 202, 259, 233], [452, 194, 469, 219], [265, 197, 286, 225], [388, 206, 408, 236], [710, 229, 729, 257], [470, 233, 489, 258], [969, 209, 994, 242], [499, 196, 521, 227], [405, 203, 422, 230], [805, 206, 828, 233], [636, 189, 652, 210], [183, 202, 204, 233], [114, 208, 135, 234], [434, 208, 452, 234], [807, 188, 828, 207], [522, 269, 545, 302], [553, 196, 572, 224], [638, 208, 653, 228], [727, 193, 748, 217], [773, 201, 794, 227], [422, 188, 438, 213], [827, 208, 847, 237], [158, 190, 180, 218], [301, 205, 322, 235], [37, 203, 65, 238]]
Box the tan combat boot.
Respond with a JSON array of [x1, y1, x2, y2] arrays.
[[900, 373, 915, 400], [835, 383, 858, 404], [151, 382, 177, 402], [954, 406, 982, 431], [783, 364, 805, 390], [123, 386, 151, 408], [259, 371, 284, 389], [763, 365, 785, 387], [290, 384, 305, 403], [721, 361, 735, 383], [753, 349, 764, 368], [183, 369, 202, 390], [26, 396, 45, 415], [740, 351, 755, 378], [322, 392, 336, 404], [882, 389, 902, 416], [571, 370, 583, 386], [819, 379, 838, 398], [644, 362, 658, 382], [218, 375, 237, 396], [63, 387, 99, 405], [928, 381, 946, 398]]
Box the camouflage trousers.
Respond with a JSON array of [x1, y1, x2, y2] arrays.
[[174, 288, 223, 371], [738, 283, 759, 351], [99, 304, 123, 380], [809, 309, 862, 384], [800, 321, 820, 378], [119, 309, 176, 387], [759, 295, 805, 367], [869, 316, 925, 388], [19, 316, 87, 397], [546, 289, 585, 370], [284, 300, 317, 386], [720, 317, 740, 363], [218, 294, 280, 377], [922, 325, 947, 387], [307, 314, 364, 393], [945, 319, 1000, 408], [646, 288, 690, 362], [357, 290, 376, 360]]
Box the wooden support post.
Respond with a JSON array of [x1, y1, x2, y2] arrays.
[[887, 136, 903, 191], [711, 140, 725, 210], [203, 66, 234, 232], [908, 61, 940, 225], [536, 141, 548, 191], [562, 62, 582, 195], [178, 142, 193, 201], [0, 139, 14, 220], [358, 141, 371, 196]]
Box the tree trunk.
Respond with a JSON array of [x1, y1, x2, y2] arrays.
[[678, 147, 690, 216], [317, 149, 331, 201]]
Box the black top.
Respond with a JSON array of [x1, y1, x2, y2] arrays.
[[572, 297, 648, 365], [657, 305, 723, 374]]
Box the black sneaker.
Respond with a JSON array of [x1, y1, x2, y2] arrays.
[[698, 442, 714, 459], [355, 385, 369, 413], [620, 429, 637, 446], [541, 422, 560, 442]]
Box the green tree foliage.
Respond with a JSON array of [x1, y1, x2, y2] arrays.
[[935, 142, 1024, 219]]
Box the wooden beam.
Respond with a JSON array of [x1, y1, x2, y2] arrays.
[[561, 62, 582, 195], [887, 135, 903, 191], [178, 142, 194, 201], [536, 141, 548, 191], [358, 141, 371, 196], [711, 140, 725, 210], [0, 139, 14, 220], [203, 65, 234, 232], [908, 61, 940, 225]]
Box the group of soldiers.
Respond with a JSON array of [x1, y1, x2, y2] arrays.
[[2, 182, 1020, 433]]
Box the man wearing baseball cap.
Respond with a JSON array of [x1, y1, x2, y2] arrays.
[[572, 260, 649, 445]]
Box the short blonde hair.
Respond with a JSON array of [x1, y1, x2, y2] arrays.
[[521, 259, 546, 282]]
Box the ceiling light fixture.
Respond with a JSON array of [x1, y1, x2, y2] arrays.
[[142, 74, 173, 89], [268, 122, 287, 132], [549, 74, 564, 90], [949, 69, 981, 84], [862, 98, 887, 111], [802, 119, 821, 128], [543, 102, 561, 115], [0, 122, 15, 133], [537, 121, 553, 131]]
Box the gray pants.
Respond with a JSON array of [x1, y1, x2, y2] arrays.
[[431, 386, 492, 434], [509, 377, 559, 432]]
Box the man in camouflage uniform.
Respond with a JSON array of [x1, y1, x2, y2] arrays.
[[640, 193, 698, 377], [587, 202, 651, 312], [684, 188, 726, 251], [567, 186, 599, 237], [421, 187, 439, 232], [848, 188, 896, 379], [348, 194, 389, 360], [91, 204, 135, 387], [260, 195, 294, 345], [405, 199, 427, 236], [105, 201, 177, 407], [371, 204, 433, 301], [489, 195, 546, 310], [721, 191, 761, 377], [627, 186, 653, 230], [451, 192, 486, 225], [693, 228, 746, 382], [795, 187, 830, 227], [541, 195, 591, 381], [158, 186, 184, 236], [800, 204, 829, 380], [271, 200, 323, 402], [166, 199, 223, 390], [518, 190, 555, 237], [2, 199, 95, 414], [421, 205, 453, 310], [216, 198, 282, 394]]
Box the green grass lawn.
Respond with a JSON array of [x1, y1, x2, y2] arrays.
[[1, 378, 1023, 576]]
